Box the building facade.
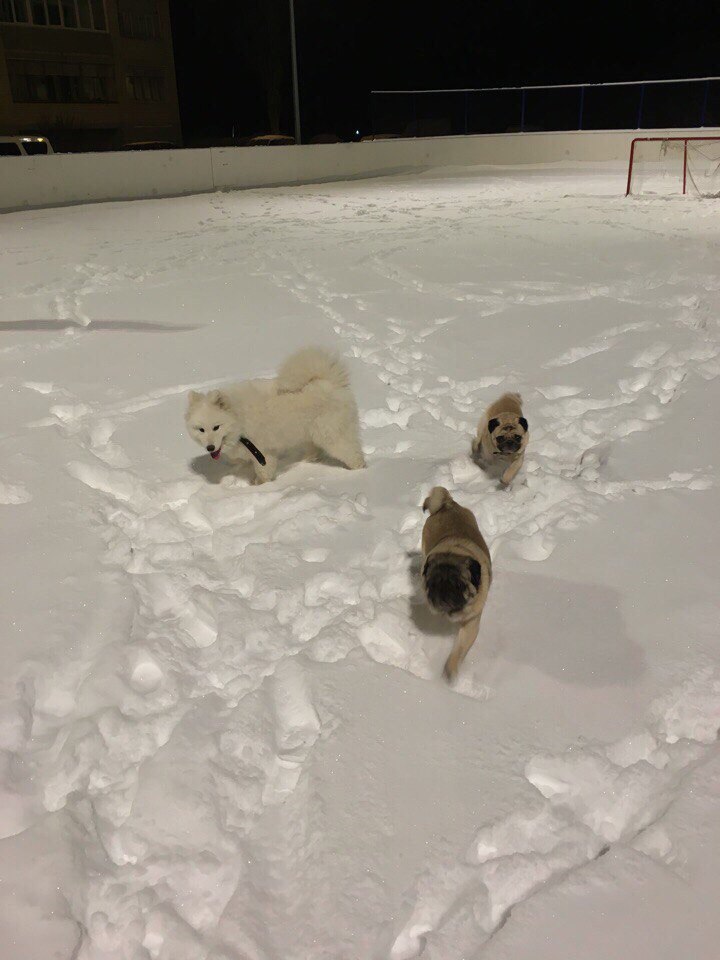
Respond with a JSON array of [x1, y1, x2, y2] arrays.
[[0, 0, 181, 150]]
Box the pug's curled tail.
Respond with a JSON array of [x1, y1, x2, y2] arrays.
[[422, 486, 454, 515]]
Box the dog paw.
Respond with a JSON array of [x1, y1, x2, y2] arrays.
[[220, 475, 244, 488], [443, 659, 458, 684], [470, 449, 487, 470]]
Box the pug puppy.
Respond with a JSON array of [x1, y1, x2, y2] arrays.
[[471, 392, 529, 486], [421, 486, 492, 682]]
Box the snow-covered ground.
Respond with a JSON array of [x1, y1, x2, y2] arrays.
[[1, 161, 719, 960]]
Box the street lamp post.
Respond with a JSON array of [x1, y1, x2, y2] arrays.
[[289, 0, 302, 144]]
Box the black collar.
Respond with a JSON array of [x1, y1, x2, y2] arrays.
[[240, 436, 266, 466]]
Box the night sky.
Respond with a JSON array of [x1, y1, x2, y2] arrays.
[[169, 0, 720, 144]]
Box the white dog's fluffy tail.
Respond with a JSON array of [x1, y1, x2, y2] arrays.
[[276, 347, 350, 393]]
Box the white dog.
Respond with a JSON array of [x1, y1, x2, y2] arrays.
[[186, 348, 366, 484]]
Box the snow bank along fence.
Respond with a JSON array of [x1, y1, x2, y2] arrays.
[[2, 126, 720, 213]]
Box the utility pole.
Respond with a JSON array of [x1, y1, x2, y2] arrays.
[[289, 0, 302, 144]]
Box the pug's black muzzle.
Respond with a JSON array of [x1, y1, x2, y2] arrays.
[[497, 435, 522, 454]]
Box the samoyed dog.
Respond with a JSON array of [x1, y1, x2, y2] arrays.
[[185, 348, 366, 484]]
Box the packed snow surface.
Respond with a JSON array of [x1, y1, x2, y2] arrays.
[[1, 162, 719, 960]]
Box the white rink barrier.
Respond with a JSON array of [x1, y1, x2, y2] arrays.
[[2, 127, 720, 212], [0, 148, 213, 213]]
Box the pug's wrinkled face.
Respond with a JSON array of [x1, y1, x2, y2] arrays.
[[422, 552, 482, 619], [487, 414, 529, 456]]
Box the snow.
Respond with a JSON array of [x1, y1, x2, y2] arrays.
[[0, 161, 719, 960]]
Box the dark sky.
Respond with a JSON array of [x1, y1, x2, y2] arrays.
[[169, 0, 720, 144]]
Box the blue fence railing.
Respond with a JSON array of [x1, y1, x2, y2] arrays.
[[369, 77, 720, 139]]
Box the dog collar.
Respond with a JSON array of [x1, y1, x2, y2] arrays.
[[240, 436, 266, 466]]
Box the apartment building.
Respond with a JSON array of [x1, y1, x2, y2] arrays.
[[0, 0, 181, 150]]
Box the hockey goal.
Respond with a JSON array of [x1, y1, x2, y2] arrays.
[[626, 137, 720, 197]]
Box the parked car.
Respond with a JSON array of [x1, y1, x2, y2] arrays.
[[309, 133, 342, 144], [247, 134, 296, 146], [120, 141, 178, 151], [0, 135, 54, 156]]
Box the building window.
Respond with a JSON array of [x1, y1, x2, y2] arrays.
[[76, 0, 90, 27], [60, 1, 75, 25], [9, 59, 115, 102], [30, 0, 46, 23], [118, 0, 160, 40], [126, 73, 163, 102], [118, 9, 160, 40], [0, 0, 29, 21], [0, 0, 107, 29], [89, 0, 104, 29]]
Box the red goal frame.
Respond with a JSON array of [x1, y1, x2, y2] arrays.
[[626, 136, 720, 196]]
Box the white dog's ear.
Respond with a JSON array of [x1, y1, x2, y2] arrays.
[[207, 389, 229, 410], [187, 390, 202, 406]]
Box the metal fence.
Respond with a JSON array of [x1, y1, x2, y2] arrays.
[[370, 77, 720, 139]]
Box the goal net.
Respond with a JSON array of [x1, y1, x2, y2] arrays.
[[626, 137, 720, 197]]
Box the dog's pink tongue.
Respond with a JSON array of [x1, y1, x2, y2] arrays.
[[211, 450, 221, 460]]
